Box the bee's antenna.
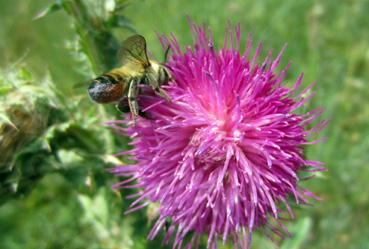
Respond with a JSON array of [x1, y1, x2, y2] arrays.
[[164, 45, 171, 63]]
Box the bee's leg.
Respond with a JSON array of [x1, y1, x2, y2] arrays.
[[154, 87, 171, 102], [117, 96, 153, 120], [116, 97, 130, 113], [128, 77, 140, 125]]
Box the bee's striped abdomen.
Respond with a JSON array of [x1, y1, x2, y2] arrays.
[[88, 74, 125, 103]]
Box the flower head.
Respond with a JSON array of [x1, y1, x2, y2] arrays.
[[110, 21, 327, 249]]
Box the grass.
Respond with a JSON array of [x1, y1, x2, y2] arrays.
[[0, 0, 369, 248]]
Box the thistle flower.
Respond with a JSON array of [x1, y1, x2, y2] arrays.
[[110, 22, 327, 249]]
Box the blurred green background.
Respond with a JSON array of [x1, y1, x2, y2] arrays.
[[0, 0, 368, 249]]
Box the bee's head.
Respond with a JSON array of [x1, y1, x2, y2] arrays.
[[144, 62, 172, 101], [157, 65, 172, 85]]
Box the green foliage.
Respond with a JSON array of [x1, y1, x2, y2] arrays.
[[0, 0, 369, 249], [0, 1, 141, 248], [35, 0, 135, 74], [0, 66, 65, 203]]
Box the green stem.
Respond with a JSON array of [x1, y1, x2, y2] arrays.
[[97, 105, 114, 154], [62, 0, 115, 153], [63, 0, 102, 74]]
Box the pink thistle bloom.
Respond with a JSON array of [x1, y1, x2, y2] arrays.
[[110, 21, 327, 249]]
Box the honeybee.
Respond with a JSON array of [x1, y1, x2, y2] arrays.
[[88, 34, 172, 124]]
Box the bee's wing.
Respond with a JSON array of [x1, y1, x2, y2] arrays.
[[118, 34, 150, 68]]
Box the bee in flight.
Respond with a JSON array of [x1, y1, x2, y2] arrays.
[[88, 34, 172, 124]]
